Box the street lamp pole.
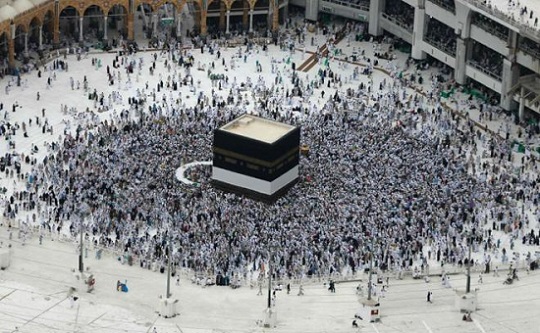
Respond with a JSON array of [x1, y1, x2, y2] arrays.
[[79, 220, 84, 273], [367, 246, 373, 301], [466, 236, 472, 293], [166, 237, 172, 298], [267, 250, 272, 309]]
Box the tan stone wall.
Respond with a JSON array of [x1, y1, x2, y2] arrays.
[[1, 0, 269, 66]]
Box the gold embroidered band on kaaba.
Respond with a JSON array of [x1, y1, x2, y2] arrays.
[[213, 146, 299, 168]]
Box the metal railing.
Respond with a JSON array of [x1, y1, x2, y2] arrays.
[[381, 12, 414, 33], [321, 0, 370, 12], [424, 35, 457, 57], [467, 59, 502, 81], [462, 0, 540, 43], [427, 0, 456, 14], [471, 19, 508, 41], [518, 42, 540, 59]]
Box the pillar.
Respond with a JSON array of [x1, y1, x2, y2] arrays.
[[305, 0, 318, 21], [272, 0, 279, 33], [38, 25, 43, 49], [500, 58, 519, 111], [53, 0, 60, 46], [52, 17, 58, 45], [243, 2, 249, 29], [454, 37, 468, 85], [368, 0, 384, 36], [518, 87, 525, 122], [152, 13, 158, 37], [411, 7, 426, 60], [24, 32, 28, 56], [140, 4, 148, 28], [219, 2, 226, 31], [200, 9, 208, 36], [104, 16, 108, 40], [249, 9, 254, 33], [79, 17, 84, 42], [8, 31, 15, 67], [127, 11, 134, 40], [226, 10, 230, 34], [176, 11, 182, 37]]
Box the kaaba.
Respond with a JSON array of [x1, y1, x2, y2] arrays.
[[212, 114, 300, 201]]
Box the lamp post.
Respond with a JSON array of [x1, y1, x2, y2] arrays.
[[161, 202, 173, 299], [79, 224, 84, 273], [466, 232, 472, 293], [367, 230, 375, 301], [267, 250, 272, 310], [166, 233, 172, 298], [77, 203, 91, 273], [262, 238, 277, 328]]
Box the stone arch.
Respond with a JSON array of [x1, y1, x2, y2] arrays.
[[190, 0, 203, 35], [82, 5, 105, 41], [253, 0, 269, 9], [207, 0, 222, 11], [81, 4, 105, 15], [0, 31, 8, 64], [28, 16, 42, 46], [41, 10, 54, 45], [13, 24, 28, 59], [205, 0, 222, 33], [14, 23, 28, 34], [151, 0, 181, 12], [230, 0, 245, 10], [59, 6, 80, 43], [135, 0, 154, 12], [29, 15, 43, 27], [107, 3, 129, 39], [107, 3, 129, 16], [58, 4, 81, 17]]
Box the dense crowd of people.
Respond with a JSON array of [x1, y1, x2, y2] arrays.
[[469, 41, 504, 79], [472, 12, 510, 39], [325, 0, 370, 10], [384, 0, 415, 32], [424, 18, 457, 57], [430, 0, 456, 11], [1, 15, 540, 289]]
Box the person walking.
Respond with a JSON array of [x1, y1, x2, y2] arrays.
[[427, 291, 433, 303]]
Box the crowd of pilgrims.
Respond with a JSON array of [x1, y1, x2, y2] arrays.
[[1, 22, 540, 286]]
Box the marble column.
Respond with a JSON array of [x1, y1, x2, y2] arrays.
[[226, 10, 230, 34], [500, 58, 519, 111], [411, 6, 426, 60], [79, 17, 84, 42], [176, 11, 182, 37], [249, 9, 254, 33], [454, 37, 468, 85], [519, 87, 525, 122], [38, 25, 43, 50], [152, 13, 158, 37], [368, 0, 384, 36], [103, 16, 108, 40], [24, 32, 28, 56], [8, 34, 15, 67]]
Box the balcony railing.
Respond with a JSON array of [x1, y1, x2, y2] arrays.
[[424, 35, 457, 57], [321, 0, 370, 12], [467, 60, 502, 81], [381, 12, 413, 33], [471, 20, 508, 41], [427, 0, 456, 14], [519, 42, 540, 59], [463, 0, 540, 43]]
